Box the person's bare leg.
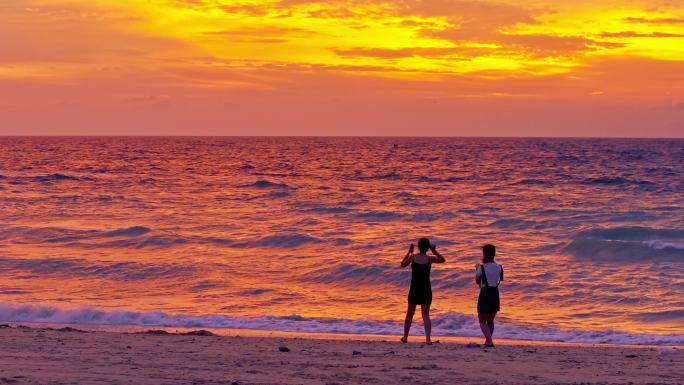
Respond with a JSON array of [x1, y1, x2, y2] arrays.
[[478, 313, 493, 345], [488, 312, 497, 338], [402, 304, 416, 342], [421, 305, 432, 344]]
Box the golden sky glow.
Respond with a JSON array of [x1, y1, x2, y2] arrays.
[[0, 0, 683, 136]]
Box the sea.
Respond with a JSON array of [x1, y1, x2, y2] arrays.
[[0, 137, 682, 345]]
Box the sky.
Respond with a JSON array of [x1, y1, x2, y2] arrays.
[[0, 0, 683, 137]]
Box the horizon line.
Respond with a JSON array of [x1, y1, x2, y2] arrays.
[[1, 135, 683, 140]]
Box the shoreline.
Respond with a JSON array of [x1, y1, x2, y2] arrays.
[[1, 324, 681, 385], [4, 321, 682, 349]]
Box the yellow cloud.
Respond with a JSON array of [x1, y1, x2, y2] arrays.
[[1, 0, 682, 85]]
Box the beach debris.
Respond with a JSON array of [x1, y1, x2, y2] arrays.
[[181, 330, 216, 336], [465, 342, 479, 348], [352, 350, 362, 355], [625, 354, 638, 358], [56, 327, 86, 333], [0, 324, 10, 328], [278, 346, 290, 352], [384, 350, 396, 355]]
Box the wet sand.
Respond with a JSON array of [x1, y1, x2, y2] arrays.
[[0, 325, 681, 385]]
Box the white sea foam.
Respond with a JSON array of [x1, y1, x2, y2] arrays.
[[0, 303, 681, 346], [563, 227, 684, 262]]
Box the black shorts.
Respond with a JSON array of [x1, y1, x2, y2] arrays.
[[477, 287, 500, 314]]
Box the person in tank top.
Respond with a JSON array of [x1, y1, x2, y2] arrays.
[[475, 244, 504, 347], [400, 237, 446, 344]]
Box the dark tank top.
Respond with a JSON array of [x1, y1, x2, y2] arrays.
[[408, 259, 432, 305], [411, 261, 431, 287]]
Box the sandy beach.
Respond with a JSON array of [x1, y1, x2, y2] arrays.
[[0, 325, 681, 385]]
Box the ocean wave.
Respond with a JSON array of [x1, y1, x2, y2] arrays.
[[309, 207, 353, 214], [489, 218, 538, 229], [0, 225, 190, 250], [583, 177, 656, 186], [563, 227, 684, 262], [232, 234, 323, 248], [0, 225, 348, 250], [33, 173, 90, 183], [243, 180, 290, 189], [103, 236, 189, 249], [0, 225, 151, 244], [0, 257, 196, 281], [260, 191, 291, 199], [306, 263, 407, 285], [411, 211, 457, 222], [0, 304, 681, 345], [356, 210, 403, 221], [510, 178, 550, 186], [102, 226, 151, 237], [354, 172, 402, 181], [646, 240, 684, 250], [631, 310, 684, 323]]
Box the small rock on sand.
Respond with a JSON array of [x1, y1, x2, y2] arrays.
[[352, 351, 362, 355], [279, 346, 290, 352]]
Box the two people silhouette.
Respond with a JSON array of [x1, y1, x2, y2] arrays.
[[400, 238, 503, 347]]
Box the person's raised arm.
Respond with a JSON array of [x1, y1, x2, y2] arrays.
[[429, 244, 446, 263], [401, 243, 415, 268]]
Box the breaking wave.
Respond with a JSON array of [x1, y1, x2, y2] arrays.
[[0, 304, 681, 345], [563, 227, 684, 262]]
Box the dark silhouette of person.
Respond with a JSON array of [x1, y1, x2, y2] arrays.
[[400, 237, 445, 344]]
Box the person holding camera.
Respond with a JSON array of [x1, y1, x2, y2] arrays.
[[475, 244, 503, 347], [400, 237, 446, 344]]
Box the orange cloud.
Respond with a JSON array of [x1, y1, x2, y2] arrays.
[[600, 31, 684, 37], [624, 16, 684, 24], [0, 0, 682, 136]]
